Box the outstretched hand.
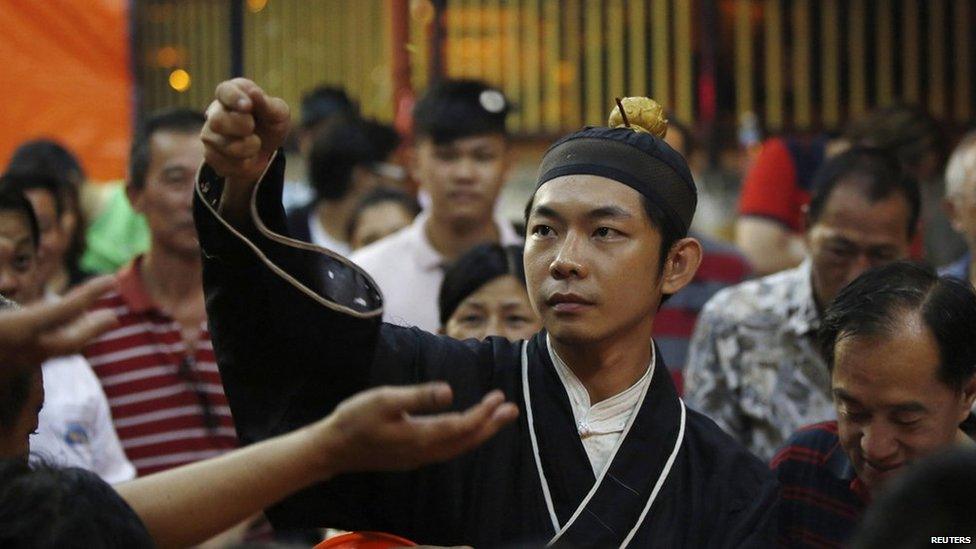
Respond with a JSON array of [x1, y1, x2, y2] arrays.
[[0, 276, 117, 368], [201, 78, 290, 185], [315, 383, 520, 476]]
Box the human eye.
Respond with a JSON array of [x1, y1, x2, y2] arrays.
[[892, 412, 923, 427], [14, 254, 32, 272], [434, 147, 459, 161], [459, 314, 484, 325], [473, 149, 499, 162], [593, 226, 622, 239], [531, 225, 555, 238], [838, 404, 868, 423]]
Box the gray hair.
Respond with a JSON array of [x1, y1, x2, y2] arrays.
[[945, 131, 976, 198]]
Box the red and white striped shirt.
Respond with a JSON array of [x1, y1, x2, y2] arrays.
[[83, 258, 237, 476]]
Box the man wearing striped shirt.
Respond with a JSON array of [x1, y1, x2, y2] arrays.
[[83, 109, 237, 476]]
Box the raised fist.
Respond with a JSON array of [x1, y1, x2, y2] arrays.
[[201, 78, 290, 184]]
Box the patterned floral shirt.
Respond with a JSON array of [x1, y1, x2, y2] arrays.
[[684, 260, 836, 461]]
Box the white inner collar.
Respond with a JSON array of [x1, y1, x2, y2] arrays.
[[546, 335, 654, 438]]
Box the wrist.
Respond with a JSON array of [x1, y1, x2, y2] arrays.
[[296, 418, 346, 482]]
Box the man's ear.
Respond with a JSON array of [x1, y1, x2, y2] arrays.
[[661, 237, 703, 295], [125, 182, 145, 215], [959, 374, 976, 423]]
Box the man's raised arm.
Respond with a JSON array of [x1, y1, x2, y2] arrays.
[[200, 78, 290, 227]]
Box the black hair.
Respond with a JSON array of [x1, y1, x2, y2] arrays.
[[308, 117, 400, 202], [300, 85, 358, 129], [439, 243, 526, 325], [128, 108, 206, 190], [0, 180, 41, 250], [0, 171, 65, 220], [844, 103, 945, 176], [819, 261, 976, 390], [6, 139, 86, 187], [850, 447, 976, 549], [412, 79, 509, 144], [345, 186, 421, 242], [6, 140, 86, 275], [807, 146, 921, 238], [0, 459, 154, 548]]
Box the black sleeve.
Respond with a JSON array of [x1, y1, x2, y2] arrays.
[[193, 153, 507, 536]]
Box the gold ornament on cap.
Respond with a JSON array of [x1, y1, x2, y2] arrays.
[[609, 97, 668, 139]]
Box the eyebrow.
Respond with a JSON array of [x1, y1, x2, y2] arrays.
[[530, 204, 633, 221], [833, 389, 928, 413]]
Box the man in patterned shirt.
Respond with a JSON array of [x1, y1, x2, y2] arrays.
[[685, 147, 920, 460]]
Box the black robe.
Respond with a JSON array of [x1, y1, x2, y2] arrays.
[[193, 154, 780, 548]]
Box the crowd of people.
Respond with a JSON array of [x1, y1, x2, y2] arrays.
[[0, 68, 974, 548]]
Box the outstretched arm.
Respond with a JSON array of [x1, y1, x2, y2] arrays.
[[0, 276, 117, 369], [116, 383, 518, 549]]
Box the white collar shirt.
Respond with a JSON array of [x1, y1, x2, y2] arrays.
[[349, 211, 522, 332], [547, 335, 654, 476]]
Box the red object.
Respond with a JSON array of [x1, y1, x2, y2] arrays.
[[738, 138, 808, 232], [314, 531, 417, 548]]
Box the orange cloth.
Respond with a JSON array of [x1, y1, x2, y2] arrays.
[[0, 0, 132, 181]]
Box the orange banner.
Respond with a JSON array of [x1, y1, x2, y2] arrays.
[[0, 0, 132, 181]]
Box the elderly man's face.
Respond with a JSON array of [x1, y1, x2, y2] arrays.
[[807, 179, 912, 309], [832, 311, 976, 491], [947, 172, 976, 252], [524, 175, 664, 346]]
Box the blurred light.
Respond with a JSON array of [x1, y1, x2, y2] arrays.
[[410, 0, 434, 24], [247, 0, 268, 13], [169, 69, 191, 92], [155, 46, 182, 68]]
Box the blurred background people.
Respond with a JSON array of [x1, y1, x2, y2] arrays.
[[773, 262, 976, 547], [438, 243, 539, 341], [346, 186, 421, 252], [940, 131, 976, 287], [5, 139, 91, 293], [285, 115, 402, 254], [735, 104, 947, 275], [81, 109, 239, 478], [658, 117, 751, 393], [350, 79, 521, 332], [687, 147, 920, 460], [0, 182, 134, 483]]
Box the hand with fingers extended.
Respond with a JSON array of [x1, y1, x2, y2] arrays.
[[201, 78, 290, 219], [313, 383, 519, 476], [0, 276, 118, 369]]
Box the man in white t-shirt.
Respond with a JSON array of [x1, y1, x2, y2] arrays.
[[350, 80, 521, 331], [0, 179, 134, 482]]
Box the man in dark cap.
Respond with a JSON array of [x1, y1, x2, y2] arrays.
[[193, 80, 779, 547]]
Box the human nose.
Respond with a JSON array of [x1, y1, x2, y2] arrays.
[[452, 156, 476, 182], [549, 231, 588, 280], [843, 251, 873, 286], [860, 421, 899, 463], [484, 314, 504, 339], [0, 267, 19, 299]]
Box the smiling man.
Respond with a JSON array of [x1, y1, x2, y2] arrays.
[[771, 262, 976, 547], [194, 80, 778, 547]]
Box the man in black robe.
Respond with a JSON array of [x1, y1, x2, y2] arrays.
[[194, 80, 779, 548]]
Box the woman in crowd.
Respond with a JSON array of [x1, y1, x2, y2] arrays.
[[439, 243, 541, 341]]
